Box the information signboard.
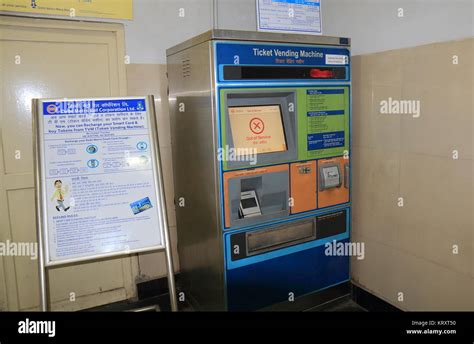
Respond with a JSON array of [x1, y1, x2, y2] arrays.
[[33, 96, 177, 311], [34, 97, 166, 266]]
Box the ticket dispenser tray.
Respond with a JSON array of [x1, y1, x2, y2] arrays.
[[239, 190, 262, 218], [224, 165, 290, 228]]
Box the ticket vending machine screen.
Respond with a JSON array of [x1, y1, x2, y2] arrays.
[[223, 91, 297, 170], [228, 105, 287, 155]]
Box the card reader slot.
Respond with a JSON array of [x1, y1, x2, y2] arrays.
[[246, 220, 316, 256]]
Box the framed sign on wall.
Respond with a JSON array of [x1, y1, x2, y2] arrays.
[[1, 0, 133, 20], [257, 0, 322, 35]]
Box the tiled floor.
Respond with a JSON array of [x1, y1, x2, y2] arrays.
[[87, 293, 366, 312], [308, 297, 366, 312]]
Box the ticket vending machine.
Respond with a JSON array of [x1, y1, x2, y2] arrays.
[[167, 30, 351, 311]]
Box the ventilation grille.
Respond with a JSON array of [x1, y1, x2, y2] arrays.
[[182, 58, 191, 78]]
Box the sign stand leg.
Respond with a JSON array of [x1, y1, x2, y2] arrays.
[[37, 243, 48, 312], [35, 174, 48, 311], [153, 94, 178, 311], [34, 100, 49, 312], [163, 234, 178, 311], [157, 176, 177, 311]]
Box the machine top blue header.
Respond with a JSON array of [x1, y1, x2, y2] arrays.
[[215, 42, 350, 67], [215, 42, 350, 83]]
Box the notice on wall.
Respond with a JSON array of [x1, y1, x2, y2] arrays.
[[306, 89, 346, 155], [257, 0, 322, 35], [35, 97, 163, 265], [0, 0, 133, 20]]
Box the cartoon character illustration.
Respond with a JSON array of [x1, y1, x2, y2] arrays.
[[31, 0, 37, 9], [51, 180, 70, 212]]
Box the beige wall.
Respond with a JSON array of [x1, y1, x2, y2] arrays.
[[351, 38, 473, 310], [126, 64, 179, 280]]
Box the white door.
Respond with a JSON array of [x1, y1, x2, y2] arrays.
[[0, 15, 138, 311]]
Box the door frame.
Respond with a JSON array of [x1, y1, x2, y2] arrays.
[[0, 15, 139, 311]]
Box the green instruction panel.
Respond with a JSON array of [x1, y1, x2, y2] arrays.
[[298, 86, 349, 160]]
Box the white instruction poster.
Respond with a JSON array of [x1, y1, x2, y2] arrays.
[[36, 97, 163, 265], [257, 0, 322, 35]]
